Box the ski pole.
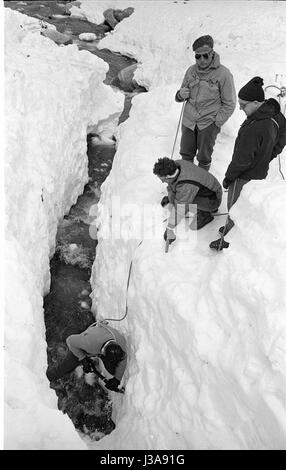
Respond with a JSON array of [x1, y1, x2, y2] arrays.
[[217, 179, 238, 251]]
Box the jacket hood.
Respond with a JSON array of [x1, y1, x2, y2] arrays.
[[252, 98, 281, 120]]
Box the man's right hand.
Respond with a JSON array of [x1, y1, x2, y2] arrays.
[[164, 228, 176, 245], [179, 87, 190, 100], [161, 196, 169, 207]]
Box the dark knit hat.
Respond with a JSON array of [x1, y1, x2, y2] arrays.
[[192, 35, 214, 51], [238, 77, 265, 102]]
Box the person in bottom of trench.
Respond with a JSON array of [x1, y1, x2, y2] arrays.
[[46, 321, 127, 392]]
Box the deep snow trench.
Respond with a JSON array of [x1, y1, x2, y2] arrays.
[[19, 2, 147, 441], [5, 0, 286, 451]]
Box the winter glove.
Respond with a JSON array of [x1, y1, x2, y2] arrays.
[[178, 87, 190, 100], [161, 196, 169, 207], [80, 357, 93, 374], [164, 228, 176, 244], [104, 377, 120, 392], [222, 177, 231, 189]]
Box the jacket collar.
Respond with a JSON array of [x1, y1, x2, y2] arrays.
[[168, 164, 181, 183], [241, 98, 281, 128], [251, 98, 280, 120]]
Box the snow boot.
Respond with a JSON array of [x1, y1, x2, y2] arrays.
[[190, 210, 214, 230], [209, 237, 230, 251]]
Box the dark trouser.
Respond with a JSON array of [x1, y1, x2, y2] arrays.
[[180, 123, 220, 171], [193, 194, 221, 213], [225, 178, 249, 232], [46, 350, 80, 382]]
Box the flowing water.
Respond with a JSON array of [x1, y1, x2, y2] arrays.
[[5, 0, 147, 439]]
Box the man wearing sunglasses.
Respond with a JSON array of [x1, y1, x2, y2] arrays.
[[175, 35, 236, 171], [220, 76, 286, 235]]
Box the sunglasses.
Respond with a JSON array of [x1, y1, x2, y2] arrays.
[[195, 51, 213, 60]]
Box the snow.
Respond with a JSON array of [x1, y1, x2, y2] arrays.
[[79, 32, 97, 41], [4, 6, 123, 450], [4, 0, 286, 451]]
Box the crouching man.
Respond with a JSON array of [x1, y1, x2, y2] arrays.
[[46, 322, 127, 393], [153, 157, 222, 244]]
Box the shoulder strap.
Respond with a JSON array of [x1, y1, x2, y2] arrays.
[[270, 117, 279, 130], [176, 179, 216, 199], [176, 179, 201, 189]]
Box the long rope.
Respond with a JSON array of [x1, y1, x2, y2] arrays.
[[98, 103, 186, 318], [277, 89, 286, 180], [102, 240, 143, 323], [265, 84, 285, 180]]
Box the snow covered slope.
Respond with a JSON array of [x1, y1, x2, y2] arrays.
[[81, 1, 286, 450], [4, 0, 286, 450], [5, 8, 123, 449]]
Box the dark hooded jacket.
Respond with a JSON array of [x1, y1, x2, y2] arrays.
[[225, 99, 286, 182]]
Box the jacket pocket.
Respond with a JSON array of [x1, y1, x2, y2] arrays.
[[199, 79, 220, 105]]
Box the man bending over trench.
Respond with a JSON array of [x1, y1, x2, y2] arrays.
[[153, 157, 222, 245], [46, 322, 127, 392]]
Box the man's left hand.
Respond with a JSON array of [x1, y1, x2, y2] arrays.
[[222, 177, 231, 189], [104, 377, 120, 391]]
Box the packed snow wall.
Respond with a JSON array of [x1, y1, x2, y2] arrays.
[[5, 8, 123, 449], [84, 1, 286, 450]]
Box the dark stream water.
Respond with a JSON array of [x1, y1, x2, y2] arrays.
[[5, 0, 146, 440]]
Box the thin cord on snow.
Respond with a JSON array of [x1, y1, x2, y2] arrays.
[[102, 240, 144, 323]]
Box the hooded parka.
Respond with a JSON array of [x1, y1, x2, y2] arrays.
[[225, 98, 286, 182]]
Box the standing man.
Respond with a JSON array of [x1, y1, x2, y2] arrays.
[[220, 76, 286, 236], [176, 35, 236, 171], [153, 157, 222, 244]]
